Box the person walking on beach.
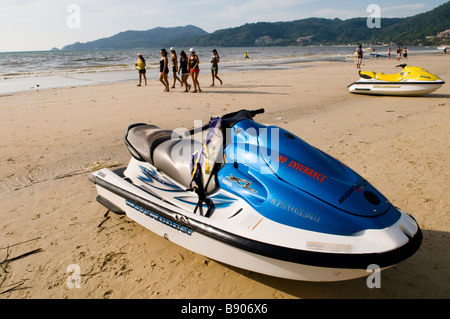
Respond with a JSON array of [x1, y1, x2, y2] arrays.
[[135, 53, 147, 86], [210, 49, 223, 86], [356, 45, 363, 69], [159, 49, 170, 92], [170, 47, 183, 89], [188, 48, 201, 93], [387, 47, 391, 60], [178, 50, 191, 92]]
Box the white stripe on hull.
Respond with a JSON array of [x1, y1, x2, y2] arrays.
[[349, 82, 443, 96]]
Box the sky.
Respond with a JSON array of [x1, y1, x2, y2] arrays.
[[0, 0, 448, 52]]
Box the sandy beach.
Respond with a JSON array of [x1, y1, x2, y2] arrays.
[[0, 53, 449, 299]]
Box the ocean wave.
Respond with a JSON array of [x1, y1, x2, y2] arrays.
[[1, 65, 138, 79], [0, 46, 441, 82]]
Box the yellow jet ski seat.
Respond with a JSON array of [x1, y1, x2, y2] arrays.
[[359, 70, 403, 82], [375, 72, 404, 82]]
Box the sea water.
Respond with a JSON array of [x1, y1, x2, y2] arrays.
[[0, 46, 440, 94]]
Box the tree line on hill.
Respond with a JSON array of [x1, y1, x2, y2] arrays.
[[61, 2, 449, 50]]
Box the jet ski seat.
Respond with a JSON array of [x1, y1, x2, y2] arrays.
[[375, 72, 404, 82], [125, 124, 175, 165], [359, 70, 403, 82], [153, 138, 204, 189], [125, 123, 217, 193]]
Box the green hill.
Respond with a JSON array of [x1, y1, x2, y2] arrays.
[[61, 2, 450, 50], [61, 25, 208, 50], [187, 2, 449, 46], [377, 2, 450, 45]]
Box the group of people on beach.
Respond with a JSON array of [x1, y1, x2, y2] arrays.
[[387, 46, 408, 61], [356, 44, 410, 68], [135, 48, 223, 92]]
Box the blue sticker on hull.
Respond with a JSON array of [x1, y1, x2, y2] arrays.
[[126, 200, 193, 235], [138, 165, 184, 191]]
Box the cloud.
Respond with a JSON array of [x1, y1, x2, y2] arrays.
[[381, 3, 426, 13], [379, 3, 429, 17], [313, 8, 362, 20], [213, 0, 318, 23]]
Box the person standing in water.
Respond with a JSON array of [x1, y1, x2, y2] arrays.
[[210, 49, 223, 86], [170, 47, 183, 88], [159, 49, 170, 92], [188, 48, 201, 93], [135, 53, 147, 86], [396, 46, 402, 61], [356, 45, 363, 69], [403, 47, 409, 62], [178, 50, 191, 92]]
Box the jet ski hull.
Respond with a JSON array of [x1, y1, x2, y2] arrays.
[[90, 162, 422, 282], [348, 80, 444, 96]]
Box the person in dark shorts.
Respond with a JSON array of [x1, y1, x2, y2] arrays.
[[403, 47, 409, 62], [356, 45, 363, 69], [159, 49, 170, 92], [135, 53, 147, 86], [178, 50, 191, 92], [170, 47, 183, 88], [210, 49, 223, 86]]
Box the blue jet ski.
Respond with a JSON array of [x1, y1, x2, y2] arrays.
[[89, 109, 422, 281]]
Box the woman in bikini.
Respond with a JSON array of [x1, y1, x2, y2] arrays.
[[135, 53, 147, 86], [159, 49, 170, 92], [170, 47, 183, 88], [188, 48, 201, 93], [178, 50, 191, 92], [210, 49, 223, 86]]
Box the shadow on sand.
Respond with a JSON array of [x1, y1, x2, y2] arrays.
[[218, 228, 450, 299], [203, 90, 288, 95]]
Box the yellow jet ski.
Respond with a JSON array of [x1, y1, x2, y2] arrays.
[[348, 64, 445, 96]]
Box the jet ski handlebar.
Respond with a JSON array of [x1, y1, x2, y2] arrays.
[[220, 108, 264, 128], [396, 63, 407, 68], [185, 108, 265, 136], [248, 108, 265, 117]]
